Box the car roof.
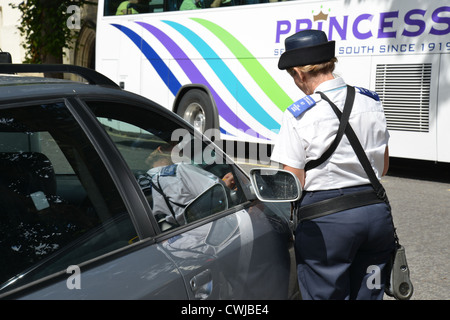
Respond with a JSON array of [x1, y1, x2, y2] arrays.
[[0, 64, 161, 109], [0, 74, 75, 86], [0, 64, 118, 87], [0, 64, 123, 100], [0, 77, 118, 101]]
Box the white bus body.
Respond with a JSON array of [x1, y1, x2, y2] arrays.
[[96, 0, 450, 162]]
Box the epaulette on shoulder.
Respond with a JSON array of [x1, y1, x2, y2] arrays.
[[355, 86, 380, 101], [287, 95, 317, 118], [159, 164, 178, 176]]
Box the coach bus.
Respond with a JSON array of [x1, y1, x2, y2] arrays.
[[95, 0, 450, 163]]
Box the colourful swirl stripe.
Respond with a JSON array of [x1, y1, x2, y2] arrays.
[[111, 19, 291, 139], [112, 22, 261, 139], [161, 20, 280, 132], [135, 21, 258, 138], [191, 18, 293, 112]]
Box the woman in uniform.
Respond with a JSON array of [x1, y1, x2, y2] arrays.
[[271, 29, 395, 300]]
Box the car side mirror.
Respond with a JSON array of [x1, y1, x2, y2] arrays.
[[249, 168, 302, 202], [184, 183, 228, 223]]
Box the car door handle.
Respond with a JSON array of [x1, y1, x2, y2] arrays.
[[190, 269, 213, 299]]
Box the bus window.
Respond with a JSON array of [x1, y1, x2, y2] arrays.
[[104, 0, 284, 16]]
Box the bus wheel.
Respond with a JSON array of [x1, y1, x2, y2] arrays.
[[177, 89, 215, 133]]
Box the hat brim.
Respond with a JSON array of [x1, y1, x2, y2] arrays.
[[278, 41, 335, 70]]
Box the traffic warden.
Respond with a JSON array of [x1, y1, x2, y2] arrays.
[[271, 30, 396, 300]]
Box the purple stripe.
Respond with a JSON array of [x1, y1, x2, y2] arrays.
[[136, 21, 265, 139]]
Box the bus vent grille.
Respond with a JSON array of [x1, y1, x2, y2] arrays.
[[375, 63, 431, 132]]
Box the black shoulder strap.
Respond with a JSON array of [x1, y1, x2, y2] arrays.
[[319, 86, 388, 203], [305, 85, 355, 171]]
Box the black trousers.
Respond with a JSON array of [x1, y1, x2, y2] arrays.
[[295, 184, 395, 300]]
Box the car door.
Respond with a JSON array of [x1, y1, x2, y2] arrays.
[[0, 99, 186, 299], [83, 96, 296, 299]]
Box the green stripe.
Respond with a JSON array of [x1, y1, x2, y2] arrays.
[[191, 18, 293, 112]]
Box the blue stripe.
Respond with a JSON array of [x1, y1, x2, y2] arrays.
[[111, 24, 181, 96]]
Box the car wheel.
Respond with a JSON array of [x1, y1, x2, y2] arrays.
[[177, 89, 215, 133]]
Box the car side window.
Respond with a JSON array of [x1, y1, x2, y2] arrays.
[[0, 102, 138, 293], [86, 101, 247, 231]]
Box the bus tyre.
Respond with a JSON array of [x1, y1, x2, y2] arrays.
[[177, 89, 215, 134]]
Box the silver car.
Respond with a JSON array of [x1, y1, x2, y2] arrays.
[[0, 64, 300, 300]]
